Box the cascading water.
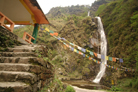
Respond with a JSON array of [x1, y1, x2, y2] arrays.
[[88, 11, 90, 16], [93, 17, 107, 83]]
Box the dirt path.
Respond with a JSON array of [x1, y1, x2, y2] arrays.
[[72, 86, 107, 92]]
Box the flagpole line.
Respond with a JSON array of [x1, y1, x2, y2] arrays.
[[41, 27, 123, 63], [40, 27, 136, 72]]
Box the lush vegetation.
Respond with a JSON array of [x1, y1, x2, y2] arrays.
[[96, 0, 138, 91], [40, 76, 67, 92], [47, 5, 90, 18], [0, 33, 20, 51], [65, 86, 75, 92], [13, 1, 138, 91]]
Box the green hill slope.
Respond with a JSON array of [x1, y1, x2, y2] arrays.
[[96, 0, 138, 90]]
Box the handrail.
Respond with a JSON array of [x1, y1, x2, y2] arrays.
[[23, 32, 35, 44], [0, 12, 15, 32]]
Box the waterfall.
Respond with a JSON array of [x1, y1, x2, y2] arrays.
[[88, 11, 90, 16], [93, 17, 107, 83]]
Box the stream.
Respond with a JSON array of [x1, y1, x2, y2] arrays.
[[62, 80, 110, 91]]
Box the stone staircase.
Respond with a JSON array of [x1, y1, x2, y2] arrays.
[[0, 45, 54, 92]]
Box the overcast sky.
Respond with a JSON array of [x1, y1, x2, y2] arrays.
[[37, 0, 96, 14]]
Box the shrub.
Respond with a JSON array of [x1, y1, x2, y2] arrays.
[[65, 86, 75, 92]]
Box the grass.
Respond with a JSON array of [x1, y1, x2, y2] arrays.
[[65, 85, 75, 92]]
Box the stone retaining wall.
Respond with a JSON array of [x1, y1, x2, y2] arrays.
[[0, 26, 18, 41]]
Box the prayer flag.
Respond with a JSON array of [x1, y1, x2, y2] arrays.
[[54, 33, 58, 36], [74, 49, 77, 52], [57, 38, 61, 40], [62, 38, 66, 41], [81, 48, 86, 53], [50, 33, 54, 36], [77, 50, 79, 54], [60, 40, 63, 43], [71, 47, 74, 51], [45, 28, 49, 32], [97, 54, 101, 59], [70, 43, 74, 46], [109, 57, 112, 61], [79, 51, 82, 55], [66, 44, 69, 47], [89, 57, 91, 60], [68, 46, 71, 49], [90, 51, 94, 56], [120, 58, 123, 63], [112, 57, 116, 62], [83, 54, 85, 57], [101, 55, 105, 60], [74, 44, 77, 47], [77, 46, 82, 50], [86, 49, 90, 52], [86, 55, 89, 58], [105, 56, 108, 60], [94, 52, 97, 57], [49, 30, 54, 33]]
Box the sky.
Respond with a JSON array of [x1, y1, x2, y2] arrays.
[[37, 0, 96, 14]]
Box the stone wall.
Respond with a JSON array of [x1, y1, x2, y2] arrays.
[[0, 26, 18, 41]]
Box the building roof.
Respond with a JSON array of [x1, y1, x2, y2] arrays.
[[0, 0, 49, 25]]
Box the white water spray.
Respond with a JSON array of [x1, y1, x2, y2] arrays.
[[88, 11, 90, 16], [93, 17, 107, 83]]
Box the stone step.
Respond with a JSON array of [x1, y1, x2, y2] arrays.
[[0, 63, 52, 74], [13, 45, 42, 49], [0, 52, 37, 57], [0, 57, 37, 64], [0, 82, 32, 92], [0, 57, 49, 68], [7, 48, 35, 52], [0, 71, 37, 84], [0, 63, 31, 72]]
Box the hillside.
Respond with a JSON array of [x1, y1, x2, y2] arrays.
[[46, 5, 90, 18], [13, 1, 138, 91], [89, 0, 115, 17], [96, 0, 138, 91]]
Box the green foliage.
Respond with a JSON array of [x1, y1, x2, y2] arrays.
[[110, 86, 123, 91], [96, 0, 138, 91], [65, 85, 75, 92], [0, 34, 20, 50], [40, 76, 66, 92], [131, 13, 138, 28], [135, 43, 138, 74], [127, 78, 138, 90], [96, 0, 138, 69], [96, 4, 106, 15], [47, 5, 90, 18]]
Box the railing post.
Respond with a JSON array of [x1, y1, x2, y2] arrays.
[[23, 32, 27, 40], [23, 32, 35, 44], [0, 15, 5, 26], [0, 12, 15, 32]]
